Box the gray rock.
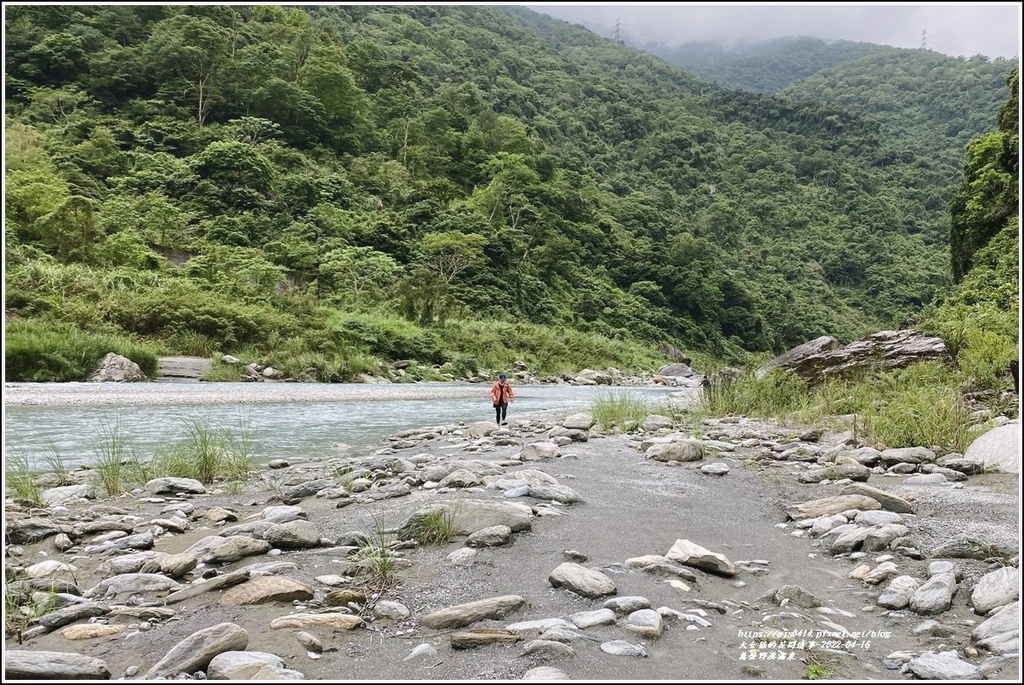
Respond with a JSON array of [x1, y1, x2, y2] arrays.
[[642, 414, 675, 432], [202, 536, 271, 563], [528, 484, 584, 504], [5, 650, 111, 680], [877, 575, 922, 610], [206, 651, 285, 680], [903, 473, 947, 485], [7, 518, 70, 544], [963, 422, 1020, 474], [145, 622, 249, 679], [520, 639, 575, 658], [220, 576, 314, 605], [839, 483, 915, 514], [928, 561, 956, 576], [972, 567, 1019, 615], [84, 573, 183, 600], [264, 520, 321, 549], [854, 510, 903, 527], [144, 477, 205, 495], [700, 463, 730, 476], [786, 494, 881, 520], [439, 468, 481, 488], [863, 562, 899, 585], [420, 595, 526, 630], [665, 539, 736, 576], [568, 608, 617, 629], [910, 572, 958, 615], [600, 640, 648, 657], [398, 500, 533, 539], [561, 413, 595, 430], [89, 352, 146, 382], [908, 651, 984, 680], [972, 601, 1019, 654], [932, 535, 1015, 561], [295, 631, 322, 654], [260, 505, 308, 523], [41, 484, 95, 505], [523, 666, 571, 680], [645, 440, 704, 463], [33, 601, 110, 630], [829, 527, 870, 555], [548, 563, 617, 598], [624, 609, 663, 638], [862, 523, 910, 552], [604, 596, 651, 615], [880, 447, 935, 465], [466, 525, 513, 548], [520, 442, 561, 461], [373, 600, 411, 620]]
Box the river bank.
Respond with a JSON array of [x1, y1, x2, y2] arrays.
[[4, 401, 1020, 682]]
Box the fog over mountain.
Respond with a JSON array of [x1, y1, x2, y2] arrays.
[[524, 3, 1021, 59]]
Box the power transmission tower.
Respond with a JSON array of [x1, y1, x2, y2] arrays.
[[920, 28, 928, 50], [614, 18, 624, 45]]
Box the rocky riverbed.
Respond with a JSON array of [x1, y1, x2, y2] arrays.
[[4, 403, 1020, 682]]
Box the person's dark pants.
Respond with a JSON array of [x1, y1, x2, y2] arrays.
[[494, 402, 508, 425]]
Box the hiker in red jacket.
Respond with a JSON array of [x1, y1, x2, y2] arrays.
[[490, 373, 514, 426]]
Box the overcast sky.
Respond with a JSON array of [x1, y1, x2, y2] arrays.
[[522, 3, 1021, 59]]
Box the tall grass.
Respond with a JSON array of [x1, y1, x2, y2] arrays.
[[590, 390, 650, 432], [91, 416, 145, 496], [4, 318, 159, 381], [699, 361, 979, 451], [4, 451, 42, 505], [702, 367, 810, 419], [151, 414, 253, 486]]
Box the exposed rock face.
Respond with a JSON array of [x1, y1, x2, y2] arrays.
[[89, 353, 147, 382], [762, 330, 950, 385], [756, 336, 839, 378]]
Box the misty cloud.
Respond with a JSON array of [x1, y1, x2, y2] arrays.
[[524, 3, 1020, 59]]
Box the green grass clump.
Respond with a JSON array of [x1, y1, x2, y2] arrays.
[[590, 390, 650, 432], [403, 505, 459, 545], [91, 417, 146, 496], [4, 452, 42, 505], [151, 415, 253, 486]]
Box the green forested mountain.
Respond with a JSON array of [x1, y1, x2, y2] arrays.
[[642, 36, 888, 93], [3, 5, 1018, 381]]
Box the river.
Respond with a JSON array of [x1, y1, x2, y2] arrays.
[[3, 381, 697, 471]]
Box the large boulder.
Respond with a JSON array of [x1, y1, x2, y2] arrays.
[[756, 336, 839, 378], [770, 330, 950, 385], [89, 353, 147, 382], [963, 422, 1021, 475]]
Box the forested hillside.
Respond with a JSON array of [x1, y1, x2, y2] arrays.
[[3, 5, 1017, 382], [643, 36, 887, 93]]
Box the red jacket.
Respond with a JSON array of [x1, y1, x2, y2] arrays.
[[490, 380, 514, 405]]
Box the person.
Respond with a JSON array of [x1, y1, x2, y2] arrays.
[[490, 373, 514, 425]]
